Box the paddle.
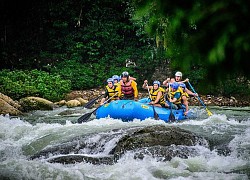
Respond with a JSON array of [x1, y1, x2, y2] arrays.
[[83, 94, 103, 109], [187, 81, 213, 116], [146, 83, 159, 120], [168, 84, 176, 122], [77, 92, 119, 123]]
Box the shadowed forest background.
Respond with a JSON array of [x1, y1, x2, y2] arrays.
[[0, 0, 249, 101]]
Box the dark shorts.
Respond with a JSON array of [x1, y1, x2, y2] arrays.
[[121, 96, 134, 100]]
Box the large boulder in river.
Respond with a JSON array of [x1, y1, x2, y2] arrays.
[[0, 93, 22, 115], [19, 97, 54, 112], [110, 125, 207, 158], [30, 125, 208, 165]]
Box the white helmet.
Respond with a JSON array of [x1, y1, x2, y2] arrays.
[[175, 71, 182, 77]]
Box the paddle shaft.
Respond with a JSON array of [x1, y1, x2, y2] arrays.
[[187, 82, 206, 107], [83, 94, 103, 109], [168, 83, 175, 122], [77, 92, 119, 123], [102, 92, 119, 104], [187, 81, 212, 116], [146, 83, 159, 120]]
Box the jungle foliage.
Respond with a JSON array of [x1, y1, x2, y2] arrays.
[[131, 0, 250, 80], [0, 69, 71, 101], [0, 0, 250, 101]]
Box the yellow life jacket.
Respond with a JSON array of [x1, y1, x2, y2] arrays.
[[169, 88, 182, 104], [178, 86, 189, 98], [150, 87, 166, 105], [105, 85, 120, 100], [114, 82, 121, 87], [182, 91, 189, 98]]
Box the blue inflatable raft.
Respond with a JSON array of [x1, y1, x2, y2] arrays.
[[96, 98, 188, 122]]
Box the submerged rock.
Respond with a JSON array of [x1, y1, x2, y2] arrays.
[[58, 109, 81, 116], [47, 155, 115, 165], [134, 145, 199, 161], [110, 125, 208, 160], [30, 125, 208, 165]]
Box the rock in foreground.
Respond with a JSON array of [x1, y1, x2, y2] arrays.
[[30, 125, 208, 165]]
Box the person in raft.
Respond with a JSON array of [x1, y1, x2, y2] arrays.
[[100, 78, 121, 105], [119, 71, 138, 101], [142, 80, 169, 108]]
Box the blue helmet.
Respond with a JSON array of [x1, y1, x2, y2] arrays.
[[153, 80, 161, 87], [179, 83, 186, 89], [121, 71, 129, 77], [107, 78, 114, 84], [171, 82, 179, 90], [112, 75, 120, 81]]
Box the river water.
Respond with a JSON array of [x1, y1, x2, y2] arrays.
[[0, 106, 249, 180]]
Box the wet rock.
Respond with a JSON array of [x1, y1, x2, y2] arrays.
[[47, 155, 115, 165], [55, 100, 66, 106], [76, 97, 88, 105], [29, 131, 114, 160], [134, 145, 199, 161], [213, 144, 231, 156], [0, 92, 21, 109], [19, 97, 54, 112], [0, 93, 22, 115], [58, 109, 81, 116], [0, 99, 22, 116], [30, 125, 207, 165], [110, 125, 208, 159]]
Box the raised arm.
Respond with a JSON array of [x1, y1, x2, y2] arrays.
[[142, 80, 153, 89]]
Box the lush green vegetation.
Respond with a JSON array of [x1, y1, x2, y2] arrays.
[[0, 70, 71, 101], [131, 0, 250, 79], [0, 0, 249, 101]]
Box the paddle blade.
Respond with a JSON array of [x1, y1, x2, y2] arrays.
[[154, 112, 159, 120], [152, 106, 159, 120], [149, 104, 159, 120], [169, 112, 175, 122], [206, 108, 213, 116], [77, 112, 93, 123], [77, 108, 98, 123], [84, 94, 102, 109]]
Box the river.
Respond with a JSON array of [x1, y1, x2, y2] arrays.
[[0, 105, 249, 180]]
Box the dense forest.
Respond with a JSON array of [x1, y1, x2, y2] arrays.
[[0, 0, 249, 101]]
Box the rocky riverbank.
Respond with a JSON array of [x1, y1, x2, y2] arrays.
[[66, 89, 250, 107], [0, 88, 249, 116]]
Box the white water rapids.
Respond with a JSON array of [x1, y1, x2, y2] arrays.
[[0, 106, 250, 180]]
